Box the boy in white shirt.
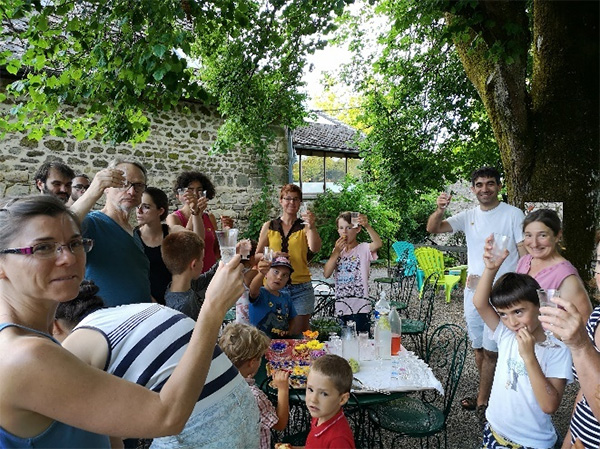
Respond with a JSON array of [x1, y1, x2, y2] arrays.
[[474, 235, 573, 448]]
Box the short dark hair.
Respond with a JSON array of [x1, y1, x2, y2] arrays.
[[34, 161, 75, 185], [73, 173, 90, 182], [55, 280, 105, 328], [144, 187, 169, 221], [310, 354, 353, 394], [522, 209, 562, 235], [490, 272, 541, 310], [470, 167, 501, 186], [161, 231, 205, 275], [173, 171, 216, 200]]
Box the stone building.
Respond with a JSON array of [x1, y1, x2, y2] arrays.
[[0, 87, 289, 231]]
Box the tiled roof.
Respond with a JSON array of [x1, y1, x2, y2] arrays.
[[292, 112, 362, 156]]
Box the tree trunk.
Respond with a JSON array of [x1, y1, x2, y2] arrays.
[[452, 1, 599, 284]]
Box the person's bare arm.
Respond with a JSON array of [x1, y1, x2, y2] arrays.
[[472, 235, 503, 331], [209, 213, 220, 259], [304, 211, 322, 253], [540, 299, 600, 421], [271, 370, 290, 431], [166, 213, 182, 228], [9, 258, 243, 439], [256, 221, 270, 256], [558, 275, 593, 321], [249, 260, 270, 299], [323, 237, 345, 278], [70, 168, 124, 221], [426, 194, 454, 234]]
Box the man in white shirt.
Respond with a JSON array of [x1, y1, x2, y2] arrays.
[[426, 166, 526, 424]]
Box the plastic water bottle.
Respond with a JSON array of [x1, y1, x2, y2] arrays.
[[374, 292, 392, 360], [373, 290, 390, 321], [389, 307, 402, 356]]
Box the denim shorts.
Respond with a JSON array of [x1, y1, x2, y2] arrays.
[[464, 288, 498, 352], [282, 281, 315, 315], [151, 379, 259, 449]]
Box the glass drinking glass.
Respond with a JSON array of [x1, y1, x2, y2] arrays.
[[263, 246, 273, 262], [299, 203, 309, 225], [492, 233, 510, 262], [537, 288, 560, 348], [441, 186, 453, 209], [216, 228, 238, 264], [351, 212, 360, 228]]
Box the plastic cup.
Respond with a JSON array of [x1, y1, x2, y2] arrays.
[[351, 212, 360, 228]]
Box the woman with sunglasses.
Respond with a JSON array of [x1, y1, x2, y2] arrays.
[[256, 184, 322, 332], [0, 195, 244, 448]]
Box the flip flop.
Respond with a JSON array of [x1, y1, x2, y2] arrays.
[[460, 396, 477, 410]]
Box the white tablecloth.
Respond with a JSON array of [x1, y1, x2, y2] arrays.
[[352, 347, 443, 395]]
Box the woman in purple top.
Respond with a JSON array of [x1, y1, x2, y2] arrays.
[[516, 209, 592, 319]]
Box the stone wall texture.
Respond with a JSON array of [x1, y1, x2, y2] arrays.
[[0, 96, 290, 232]]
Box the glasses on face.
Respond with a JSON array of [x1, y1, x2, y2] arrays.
[[72, 184, 90, 192], [178, 187, 206, 197], [118, 182, 146, 193], [0, 238, 94, 259], [282, 197, 301, 203], [591, 259, 600, 272]]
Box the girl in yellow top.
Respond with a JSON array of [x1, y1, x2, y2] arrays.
[[257, 184, 322, 332]]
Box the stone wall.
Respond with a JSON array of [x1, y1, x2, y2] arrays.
[[0, 95, 290, 231]]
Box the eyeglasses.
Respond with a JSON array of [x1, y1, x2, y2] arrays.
[[178, 187, 206, 197], [0, 238, 94, 259], [282, 197, 301, 203], [118, 182, 146, 193], [72, 184, 90, 192], [591, 259, 600, 271]]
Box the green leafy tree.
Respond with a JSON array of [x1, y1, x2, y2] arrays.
[[1, 0, 352, 240], [330, 0, 599, 279]]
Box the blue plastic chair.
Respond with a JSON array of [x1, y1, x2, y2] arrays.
[[392, 241, 424, 291]]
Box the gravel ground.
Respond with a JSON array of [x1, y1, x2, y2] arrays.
[[310, 265, 578, 449]]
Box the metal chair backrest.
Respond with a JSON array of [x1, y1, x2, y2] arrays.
[[424, 323, 469, 419], [416, 272, 439, 327], [392, 241, 419, 276], [312, 280, 336, 318]]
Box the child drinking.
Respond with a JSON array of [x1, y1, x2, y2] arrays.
[[219, 322, 290, 449], [305, 354, 356, 449], [474, 235, 573, 448], [249, 256, 300, 338], [323, 212, 382, 332]]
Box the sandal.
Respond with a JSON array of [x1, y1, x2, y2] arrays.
[[460, 396, 477, 411]]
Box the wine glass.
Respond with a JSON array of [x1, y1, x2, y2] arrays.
[[537, 289, 560, 348]]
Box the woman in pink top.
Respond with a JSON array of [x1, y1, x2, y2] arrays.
[[516, 208, 592, 319], [167, 171, 219, 273]]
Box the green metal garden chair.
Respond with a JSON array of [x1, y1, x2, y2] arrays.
[[367, 323, 469, 448], [414, 246, 461, 303], [401, 272, 439, 357]]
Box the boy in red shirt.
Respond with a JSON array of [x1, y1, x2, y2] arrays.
[[305, 355, 356, 449]]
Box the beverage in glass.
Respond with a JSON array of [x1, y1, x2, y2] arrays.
[[299, 203, 309, 225], [216, 228, 238, 264], [351, 212, 360, 228], [492, 233, 510, 261]]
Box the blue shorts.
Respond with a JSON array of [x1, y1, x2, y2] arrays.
[[464, 288, 498, 352], [282, 281, 315, 315], [151, 380, 259, 449]]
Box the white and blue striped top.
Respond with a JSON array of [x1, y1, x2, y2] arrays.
[[74, 303, 242, 410], [570, 306, 600, 449]]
